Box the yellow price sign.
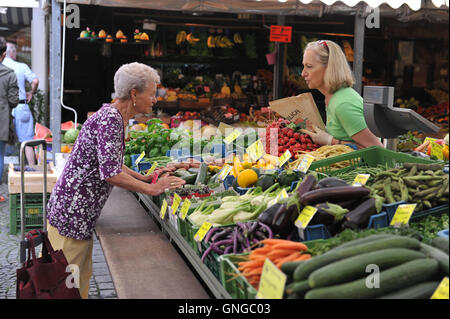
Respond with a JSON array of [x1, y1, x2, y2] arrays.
[[278, 150, 292, 167], [27, 208, 40, 215], [160, 199, 168, 220], [390, 204, 416, 227], [297, 154, 315, 173], [430, 141, 444, 160], [247, 140, 265, 162], [145, 161, 158, 176], [223, 129, 242, 145], [171, 193, 182, 215], [179, 199, 191, 220], [295, 205, 318, 229], [431, 277, 449, 299], [352, 174, 370, 186], [217, 164, 233, 181], [275, 189, 289, 203], [135, 151, 145, 166], [256, 258, 287, 299], [194, 222, 213, 242]]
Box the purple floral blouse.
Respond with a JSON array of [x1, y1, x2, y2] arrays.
[[47, 104, 124, 240]]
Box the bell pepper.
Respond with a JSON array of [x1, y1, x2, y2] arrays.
[[443, 144, 449, 160]]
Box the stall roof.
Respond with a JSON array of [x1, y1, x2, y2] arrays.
[[56, 0, 449, 22]]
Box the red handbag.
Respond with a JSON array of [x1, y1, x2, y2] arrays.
[[16, 229, 81, 299]]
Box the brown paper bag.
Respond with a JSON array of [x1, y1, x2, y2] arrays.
[[269, 93, 326, 130]]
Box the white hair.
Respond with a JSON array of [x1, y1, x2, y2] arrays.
[[5, 42, 16, 58], [113, 62, 160, 100]]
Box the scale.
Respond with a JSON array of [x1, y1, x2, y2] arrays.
[[363, 86, 440, 150]]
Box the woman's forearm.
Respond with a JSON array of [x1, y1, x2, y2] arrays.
[[106, 171, 158, 196], [121, 164, 146, 181]]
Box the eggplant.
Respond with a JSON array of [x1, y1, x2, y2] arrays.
[[335, 198, 365, 210], [300, 186, 371, 206], [315, 177, 349, 189], [342, 197, 377, 229], [297, 174, 317, 197], [258, 203, 283, 227], [271, 203, 299, 237]]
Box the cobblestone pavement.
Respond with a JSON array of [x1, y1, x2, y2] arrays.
[[0, 162, 117, 299]]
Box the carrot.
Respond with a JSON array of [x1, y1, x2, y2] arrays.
[[239, 259, 265, 269], [261, 238, 294, 246], [267, 249, 299, 260], [271, 242, 308, 251], [276, 252, 303, 268], [244, 268, 263, 276], [297, 253, 311, 261]]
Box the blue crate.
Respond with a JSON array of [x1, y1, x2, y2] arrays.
[[298, 224, 332, 241], [223, 175, 235, 190], [290, 181, 299, 192], [166, 148, 191, 158], [177, 155, 203, 163], [383, 201, 407, 221], [437, 229, 449, 238], [367, 212, 390, 229], [136, 161, 152, 173], [382, 200, 448, 223], [236, 186, 254, 195]]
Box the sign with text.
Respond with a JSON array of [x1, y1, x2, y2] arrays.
[[270, 25, 292, 43]]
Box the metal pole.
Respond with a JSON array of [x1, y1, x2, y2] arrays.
[[273, 15, 286, 101], [353, 8, 365, 95], [50, 0, 61, 163]]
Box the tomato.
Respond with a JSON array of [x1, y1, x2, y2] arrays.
[[293, 133, 301, 139]]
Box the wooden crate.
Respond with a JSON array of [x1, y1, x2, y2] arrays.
[[8, 163, 58, 194]]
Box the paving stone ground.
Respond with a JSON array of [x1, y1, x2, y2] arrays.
[[0, 159, 117, 299]]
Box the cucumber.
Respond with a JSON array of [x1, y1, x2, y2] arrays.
[[328, 234, 396, 252], [293, 236, 421, 282], [281, 260, 307, 276], [308, 248, 426, 288], [419, 243, 449, 276], [304, 258, 439, 299], [285, 280, 310, 299], [195, 163, 208, 185], [431, 237, 449, 255], [379, 281, 440, 299]]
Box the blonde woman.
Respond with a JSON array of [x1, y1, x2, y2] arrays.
[[300, 40, 383, 149], [46, 62, 185, 298]]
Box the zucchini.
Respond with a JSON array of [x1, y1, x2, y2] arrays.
[[419, 243, 449, 276], [195, 163, 208, 185], [281, 260, 307, 276], [304, 258, 439, 299], [188, 168, 199, 175], [431, 237, 449, 255], [379, 281, 440, 299], [299, 186, 370, 206], [293, 236, 421, 282], [285, 280, 310, 298], [173, 169, 191, 178], [308, 248, 426, 288], [328, 234, 396, 252], [181, 174, 197, 184]]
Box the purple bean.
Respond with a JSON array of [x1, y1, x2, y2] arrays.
[[205, 227, 220, 243], [211, 228, 231, 242], [213, 239, 233, 246], [258, 222, 273, 238], [201, 246, 213, 263], [223, 245, 233, 255], [232, 230, 237, 254], [210, 244, 224, 255]]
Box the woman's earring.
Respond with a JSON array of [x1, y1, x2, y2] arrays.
[[133, 102, 136, 108]]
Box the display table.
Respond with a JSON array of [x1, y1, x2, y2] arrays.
[[95, 187, 222, 299]]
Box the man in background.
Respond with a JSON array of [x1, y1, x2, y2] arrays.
[[0, 37, 19, 201], [3, 42, 39, 166]]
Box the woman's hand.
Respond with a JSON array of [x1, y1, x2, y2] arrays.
[[154, 176, 186, 195], [301, 124, 333, 145]]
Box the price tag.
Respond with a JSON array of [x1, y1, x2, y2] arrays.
[[352, 174, 370, 186], [179, 199, 191, 220], [256, 259, 287, 299], [430, 141, 444, 160], [275, 189, 289, 203], [135, 151, 145, 166], [295, 205, 318, 229], [171, 193, 182, 215], [194, 222, 213, 242], [145, 161, 158, 176], [160, 199, 168, 220], [223, 129, 242, 145], [269, 25, 292, 43], [27, 208, 40, 215], [297, 154, 315, 173], [278, 150, 292, 167], [390, 204, 416, 227], [247, 140, 265, 162], [217, 164, 233, 181], [430, 277, 449, 299]]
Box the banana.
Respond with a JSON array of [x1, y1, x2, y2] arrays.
[[176, 31, 187, 45], [207, 35, 216, 48], [233, 33, 243, 44]]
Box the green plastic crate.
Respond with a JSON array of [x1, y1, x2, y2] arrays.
[[9, 193, 51, 235], [309, 146, 440, 176], [219, 253, 257, 299], [200, 241, 222, 282]]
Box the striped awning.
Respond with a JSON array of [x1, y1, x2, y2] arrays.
[[0, 7, 33, 26]]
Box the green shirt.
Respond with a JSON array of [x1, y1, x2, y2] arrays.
[[326, 87, 367, 142]]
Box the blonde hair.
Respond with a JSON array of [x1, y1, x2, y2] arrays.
[[305, 40, 354, 94], [114, 62, 160, 99]]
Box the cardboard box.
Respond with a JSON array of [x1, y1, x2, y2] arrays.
[[8, 162, 58, 194]]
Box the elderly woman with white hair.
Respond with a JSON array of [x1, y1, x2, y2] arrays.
[[46, 62, 185, 299], [299, 40, 383, 149]]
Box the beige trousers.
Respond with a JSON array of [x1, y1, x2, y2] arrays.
[[46, 222, 93, 299]]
